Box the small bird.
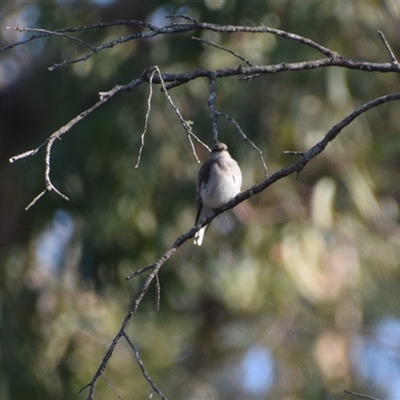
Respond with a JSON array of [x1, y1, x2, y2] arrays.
[[194, 142, 242, 246]]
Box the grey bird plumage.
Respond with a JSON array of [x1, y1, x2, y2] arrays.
[[194, 142, 242, 246]]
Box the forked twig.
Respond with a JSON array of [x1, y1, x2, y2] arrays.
[[10, 77, 145, 208]]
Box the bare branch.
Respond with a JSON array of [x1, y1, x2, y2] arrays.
[[125, 264, 153, 280], [6, 18, 400, 77], [192, 36, 254, 66], [283, 150, 304, 156], [165, 14, 198, 23], [153, 66, 209, 159], [5, 27, 96, 51], [123, 332, 167, 400], [205, 74, 267, 175], [155, 273, 161, 311], [208, 73, 219, 143], [344, 390, 382, 400], [0, 20, 155, 54], [377, 30, 399, 64], [44, 135, 70, 202], [11, 77, 145, 207], [5, 17, 400, 399], [217, 111, 268, 177], [100, 372, 125, 400], [9, 144, 46, 163], [82, 253, 167, 400], [135, 69, 156, 168], [125, 91, 400, 282], [25, 189, 47, 210], [82, 91, 392, 399], [11, 78, 144, 165]]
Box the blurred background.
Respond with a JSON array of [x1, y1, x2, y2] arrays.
[[1, 1, 400, 399]]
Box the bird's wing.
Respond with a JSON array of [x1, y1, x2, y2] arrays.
[[196, 158, 216, 211]]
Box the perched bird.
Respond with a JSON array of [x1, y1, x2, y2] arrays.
[[194, 142, 242, 246]]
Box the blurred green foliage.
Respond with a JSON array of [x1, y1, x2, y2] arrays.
[[1, 1, 400, 399]]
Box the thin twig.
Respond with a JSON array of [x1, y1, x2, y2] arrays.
[[82, 260, 167, 400], [192, 36, 254, 66], [47, 31, 149, 71], [5, 27, 96, 51], [9, 143, 47, 163], [344, 390, 382, 400], [283, 150, 304, 156], [377, 30, 399, 64], [208, 73, 219, 143], [25, 189, 47, 210], [123, 332, 167, 400], [125, 265, 153, 280], [155, 273, 161, 311], [217, 111, 268, 177], [100, 372, 125, 400], [165, 14, 198, 23], [44, 135, 70, 202], [135, 69, 156, 168], [152, 66, 209, 160]]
